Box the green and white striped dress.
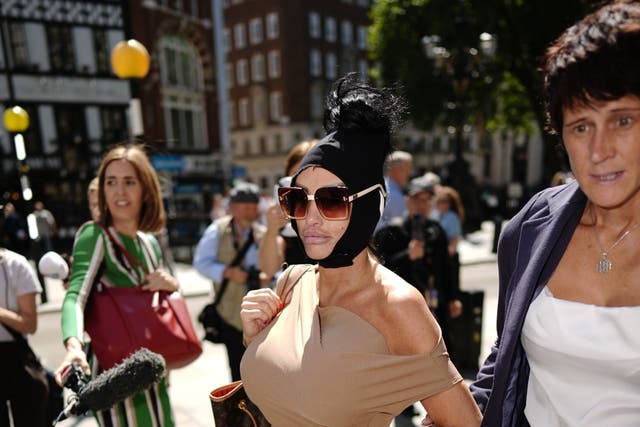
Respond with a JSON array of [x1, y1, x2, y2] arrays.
[[62, 221, 175, 427]]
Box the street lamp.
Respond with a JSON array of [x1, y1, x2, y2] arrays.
[[421, 9, 497, 230], [3, 106, 33, 202], [110, 39, 150, 139]]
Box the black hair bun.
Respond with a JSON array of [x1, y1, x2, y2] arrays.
[[323, 73, 407, 138]]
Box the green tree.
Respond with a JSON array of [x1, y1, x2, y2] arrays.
[[369, 0, 597, 179]]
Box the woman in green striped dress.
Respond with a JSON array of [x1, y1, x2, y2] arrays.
[[54, 144, 178, 426]]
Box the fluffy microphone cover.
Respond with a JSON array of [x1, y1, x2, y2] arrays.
[[38, 251, 69, 279], [75, 348, 166, 413]]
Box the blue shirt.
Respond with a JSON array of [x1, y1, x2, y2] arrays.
[[437, 210, 462, 241], [376, 177, 407, 231], [192, 220, 260, 283]]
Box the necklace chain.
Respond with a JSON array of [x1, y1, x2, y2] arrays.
[[590, 208, 640, 274]]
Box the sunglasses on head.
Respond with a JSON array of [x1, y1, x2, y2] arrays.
[[278, 183, 386, 220]]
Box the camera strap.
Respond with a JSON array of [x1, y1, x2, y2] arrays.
[[213, 223, 255, 307]]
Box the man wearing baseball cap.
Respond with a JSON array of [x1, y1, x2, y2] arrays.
[[193, 181, 266, 380]]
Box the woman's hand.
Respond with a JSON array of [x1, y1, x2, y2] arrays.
[[265, 203, 287, 232], [240, 288, 283, 344], [142, 269, 179, 292], [54, 337, 90, 386]]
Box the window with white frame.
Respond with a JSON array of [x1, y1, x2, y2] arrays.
[[309, 12, 321, 39], [251, 54, 265, 82], [239, 97, 250, 126], [229, 101, 236, 128], [310, 49, 322, 77], [249, 18, 263, 44], [223, 28, 231, 53], [357, 26, 368, 50], [234, 23, 247, 49], [158, 35, 207, 149], [267, 50, 281, 78], [225, 63, 234, 88], [269, 92, 282, 121], [236, 59, 249, 85], [266, 12, 279, 39], [325, 17, 337, 42], [358, 58, 368, 78], [326, 52, 337, 79], [341, 20, 353, 46], [310, 82, 324, 120]]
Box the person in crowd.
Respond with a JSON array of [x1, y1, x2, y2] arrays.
[[434, 185, 465, 290], [374, 177, 463, 426], [31, 201, 57, 303], [0, 236, 48, 426], [376, 150, 413, 230], [240, 73, 481, 426], [259, 140, 317, 281], [87, 177, 100, 222], [2, 202, 28, 256], [54, 144, 178, 426], [193, 181, 266, 381], [469, 1, 640, 425]]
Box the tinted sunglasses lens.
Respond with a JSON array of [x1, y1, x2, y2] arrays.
[[278, 187, 308, 219], [316, 187, 350, 219]]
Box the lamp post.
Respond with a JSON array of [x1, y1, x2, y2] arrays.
[[3, 106, 33, 202], [421, 10, 496, 229], [110, 39, 150, 140]]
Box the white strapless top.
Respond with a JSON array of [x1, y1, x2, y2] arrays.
[[521, 286, 640, 427]]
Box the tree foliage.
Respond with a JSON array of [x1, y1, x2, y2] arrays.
[[369, 0, 598, 173]]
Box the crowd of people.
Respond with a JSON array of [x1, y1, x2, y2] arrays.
[[1, 1, 639, 425]]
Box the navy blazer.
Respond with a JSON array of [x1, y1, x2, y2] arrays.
[[470, 181, 587, 427]]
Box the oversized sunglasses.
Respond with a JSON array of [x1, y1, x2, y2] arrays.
[[278, 183, 386, 220]]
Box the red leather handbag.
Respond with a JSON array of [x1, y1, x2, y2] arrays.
[[85, 226, 202, 370]]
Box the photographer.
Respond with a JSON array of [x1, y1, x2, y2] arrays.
[[193, 181, 266, 380]]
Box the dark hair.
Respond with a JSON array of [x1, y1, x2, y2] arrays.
[[96, 144, 166, 233], [543, 0, 640, 137], [323, 72, 406, 155]]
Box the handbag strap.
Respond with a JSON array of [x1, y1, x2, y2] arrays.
[[213, 225, 255, 307], [100, 224, 150, 278]]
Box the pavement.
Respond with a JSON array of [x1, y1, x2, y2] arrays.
[[34, 220, 499, 427]]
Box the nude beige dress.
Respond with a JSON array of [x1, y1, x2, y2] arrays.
[[240, 266, 462, 426]]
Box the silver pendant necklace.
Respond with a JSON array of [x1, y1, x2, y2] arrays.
[[590, 210, 640, 274]]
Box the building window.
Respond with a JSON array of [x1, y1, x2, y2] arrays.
[[236, 59, 249, 85], [357, 26, 368, 50], [267, 50, 281, 78], [341, 21, 353, 46], [266, 12, 279, 39], [269, 92, 282, 121], [223, 28, 231, 53], [325, 17, 337, 42], [251, 54, 265, 82], [9, 22, 29, 68], [325, 52, 337, 79], [310, 49, 322, 77], [159, 36, 207, 150], [234, 23, 247, 49], [249, 17, 263, 45], [225, 63, 234, 88], [228, 101, 236, 128], [358, 59, 368, 78], [93, 28, 110, 74], [239, 97, 250, 126], [47, 25, 76, 72], [309, 12, 321, 39], [310, 82, 324, 120], [253, 91, 267, 124], [100, 107, 127, 144]]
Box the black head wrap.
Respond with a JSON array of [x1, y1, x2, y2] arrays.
[[290, 73, 405, 268]]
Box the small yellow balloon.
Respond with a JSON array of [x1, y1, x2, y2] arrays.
[[3, 106, 30, 132], [111, 39, 150, 79]]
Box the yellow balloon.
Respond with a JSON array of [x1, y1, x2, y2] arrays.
[[3, 106, 30, 132], [111, 39, 150, 79]]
